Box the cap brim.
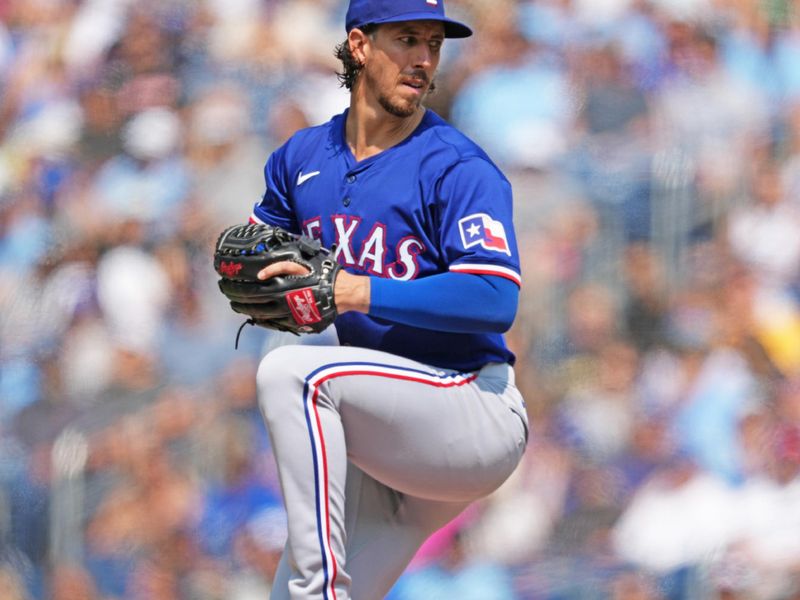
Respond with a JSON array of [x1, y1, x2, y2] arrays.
[[356, 12, 472, 38]]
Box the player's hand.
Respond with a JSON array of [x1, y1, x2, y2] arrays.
[[257, 261, 370, 315], [257, 261, 310, 280], [214, 224, 339, 335]]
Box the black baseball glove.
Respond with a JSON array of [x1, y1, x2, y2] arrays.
[[213, 223, 340, 341]]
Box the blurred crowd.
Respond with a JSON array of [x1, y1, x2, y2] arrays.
[[1, 0, 800, 598]]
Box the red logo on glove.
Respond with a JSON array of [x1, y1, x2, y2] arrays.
[[286, 288, 322, 325], [219, 261, 243, 277]]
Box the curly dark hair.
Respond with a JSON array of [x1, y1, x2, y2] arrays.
[[334, 24, 378, 90], [334, 24, 437, 94]]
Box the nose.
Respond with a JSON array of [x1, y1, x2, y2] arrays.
[[411, 45, 434, 69]]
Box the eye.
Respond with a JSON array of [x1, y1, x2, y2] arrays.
[[399, 36, 417, 46], [429, 40, 443, 52]]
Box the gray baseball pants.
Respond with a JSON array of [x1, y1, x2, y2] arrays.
[[256, 344, 528, 600]]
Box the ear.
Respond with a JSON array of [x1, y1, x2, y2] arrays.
[[348, 27, 372, 66]]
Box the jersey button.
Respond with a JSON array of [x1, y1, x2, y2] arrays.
[[343, 197, 351, 207], [347, 174, 356, 183]]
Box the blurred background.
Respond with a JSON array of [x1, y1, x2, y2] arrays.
[[1, 0, 800, 598]]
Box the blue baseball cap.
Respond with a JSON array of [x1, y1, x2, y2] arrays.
[[345, 0, 473, 39]]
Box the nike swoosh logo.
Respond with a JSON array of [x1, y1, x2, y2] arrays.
[[297, 171, 321, 186]]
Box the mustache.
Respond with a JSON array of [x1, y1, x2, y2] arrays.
[[402, 70, 430, 85]]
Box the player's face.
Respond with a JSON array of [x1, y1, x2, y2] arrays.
[[360, 21, 444, 118]]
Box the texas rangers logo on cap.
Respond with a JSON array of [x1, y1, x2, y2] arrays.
[[458, 213, 511, 255]]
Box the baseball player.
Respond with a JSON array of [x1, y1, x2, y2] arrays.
[[248, 1, 528, 598]]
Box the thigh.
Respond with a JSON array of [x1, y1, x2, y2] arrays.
[[286, 345, 527, 502]]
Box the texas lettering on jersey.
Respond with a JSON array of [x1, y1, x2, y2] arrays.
[[301, 215, 425, 280]]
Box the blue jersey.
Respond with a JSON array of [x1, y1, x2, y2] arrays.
[[251, 109, 521, 371]]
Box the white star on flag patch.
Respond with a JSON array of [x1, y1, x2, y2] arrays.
[[458, 213, 511, 255]]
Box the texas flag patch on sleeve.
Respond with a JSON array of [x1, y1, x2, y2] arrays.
[[458, 213, 511, 255]]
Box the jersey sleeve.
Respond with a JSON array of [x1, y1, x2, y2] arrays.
[[250, 142, 299, 232], [436, 157, 521, 287], [370, 271, 518, 333]]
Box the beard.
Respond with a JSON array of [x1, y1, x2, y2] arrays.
[[366, 67, 435, 118], [377, 92, 420, 118]]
